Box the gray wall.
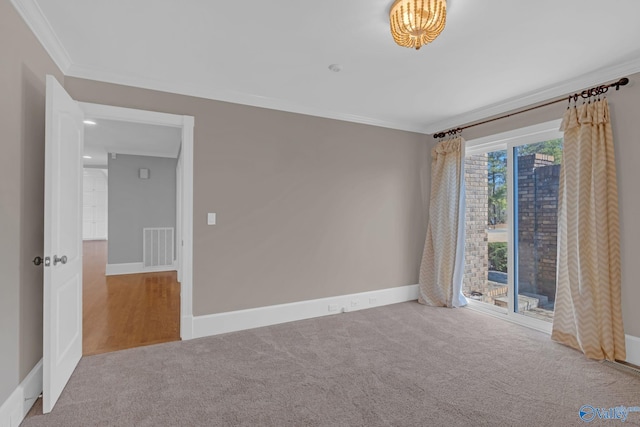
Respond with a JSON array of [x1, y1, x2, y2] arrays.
[[64, 78, 430, 317], [458, 72, 640, 338], [0, 0, 64, 404], [108, 154, 177, 264]]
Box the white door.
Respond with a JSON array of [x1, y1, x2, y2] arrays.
[[43, 75, 84, 413]]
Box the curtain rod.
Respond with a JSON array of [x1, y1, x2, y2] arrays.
[[432, 77, 630, 139]]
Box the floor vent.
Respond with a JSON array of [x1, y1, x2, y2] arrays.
[[143, 227, 174, 268]]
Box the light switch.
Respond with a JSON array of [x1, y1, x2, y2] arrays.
[[207, 212, 216, 225]]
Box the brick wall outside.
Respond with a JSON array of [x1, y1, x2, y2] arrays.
[[463, 154, 488, 295], [517, 154, 560, 300]]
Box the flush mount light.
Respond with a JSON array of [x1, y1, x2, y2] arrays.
[[83, 155, 92, 159], [389, 0, 447, 50], [83, 120, 97, 125]]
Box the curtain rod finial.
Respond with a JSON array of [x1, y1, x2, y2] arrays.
[[614, 77, 629, 90]]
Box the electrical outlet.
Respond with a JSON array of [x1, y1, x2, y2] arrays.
[[328, 304, 339, 312]]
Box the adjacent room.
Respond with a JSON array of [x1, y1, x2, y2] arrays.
[[81, 119, 183, 356], [2, 0, 640, 426]]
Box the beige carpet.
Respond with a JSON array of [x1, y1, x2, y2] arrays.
[[23, 302, 640, 426]]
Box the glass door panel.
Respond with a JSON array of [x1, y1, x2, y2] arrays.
[[463, 150, 508, 308], [512, 139, 563, 322]]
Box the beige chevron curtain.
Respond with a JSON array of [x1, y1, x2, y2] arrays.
[[552, 99, 625, 361], [418, 137, 468, 308]]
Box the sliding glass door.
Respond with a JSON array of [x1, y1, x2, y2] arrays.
[[463, 121, 563, 331]]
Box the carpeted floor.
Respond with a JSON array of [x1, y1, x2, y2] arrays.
[[22, 302, 640, 426]]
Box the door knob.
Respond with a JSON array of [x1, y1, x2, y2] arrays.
[[53, 255, 67, 266], [33, 256, 43, 266]]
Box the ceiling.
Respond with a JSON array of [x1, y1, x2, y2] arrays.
[[83, 119, 181, 167], [14, 0, 640, 134]]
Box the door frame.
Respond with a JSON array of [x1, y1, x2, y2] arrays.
[[464, 119, 562, 334], [80, 102, 195, 339]]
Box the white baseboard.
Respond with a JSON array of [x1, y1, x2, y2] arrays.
[[192, 284, 419, 339], [105, 262, 176, 276], [0, 359, 42, 427], [181, 315, 194, 340], [625, 334, 640, 366]]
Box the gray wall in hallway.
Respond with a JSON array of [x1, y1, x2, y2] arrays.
[[108, 154, 177, 264]]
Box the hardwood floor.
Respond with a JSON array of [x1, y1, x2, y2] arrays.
[[82, 240, 180, 356]]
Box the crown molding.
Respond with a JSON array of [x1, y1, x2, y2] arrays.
[[66, 54, 640, 137], [10, 0, 72, 73], [12, 0, 420, 133], [12, 0, 640, 137], [66, 63, 428, 134], [424, 54, 640, 135]]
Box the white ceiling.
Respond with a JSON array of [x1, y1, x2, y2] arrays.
[[14, 0, 640, 134], [83, 119, 181, 167]]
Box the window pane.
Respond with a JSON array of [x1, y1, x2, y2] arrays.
[[463, 150, 508, 307], [514, 139, 563, 321]]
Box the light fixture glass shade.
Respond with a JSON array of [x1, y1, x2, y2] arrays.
[[389, 0, 446, 50]]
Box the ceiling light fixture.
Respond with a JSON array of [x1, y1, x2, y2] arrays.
[[389, 0, 446, 50], [83, 155, 92, 159], [83, 120, 97, 125]]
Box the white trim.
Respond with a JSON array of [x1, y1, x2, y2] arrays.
[[0, 359, 42, 427], [175, 156, 183, 283], [192, 285, 419, 339], [65, 56, 640, 135], [68, 63, 426, 134], [506, 137, 516, 316], [79, 103, 194, 340], [105, 262, 177, 276], [465, 120, 563, 155], [425, 57, 640, 134], [9, 0, 72, 73], [79, 103, 185, 127], [179, 116, 194, 339], [625, 335, 640, 367]]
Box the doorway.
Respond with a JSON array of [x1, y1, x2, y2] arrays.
[[81, 118, 186, 355], [79, 102, 194, 343], [462, 120, 563, 334]]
